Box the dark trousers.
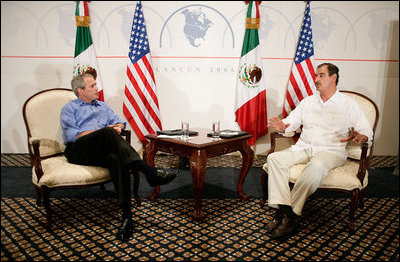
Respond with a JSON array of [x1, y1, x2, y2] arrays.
[[65, 127, 143, 212]]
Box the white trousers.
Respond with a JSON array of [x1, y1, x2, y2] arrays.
[[267, 148, 345, 216]]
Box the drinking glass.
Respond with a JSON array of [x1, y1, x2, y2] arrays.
[[181, 121, 189, 141], [212, 121, 220, 138]]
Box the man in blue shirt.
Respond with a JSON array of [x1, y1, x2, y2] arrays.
[[61, 70, 177, 241]]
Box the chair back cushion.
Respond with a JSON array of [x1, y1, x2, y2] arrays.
[[24, 89, 76, 157], [342, 91, 378, 160]]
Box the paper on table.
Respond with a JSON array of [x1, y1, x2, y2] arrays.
[[157, 135, 193, 139], [157, 135, 182, 139], [220, 131, 239, 136], [208, 130, 248, 138]]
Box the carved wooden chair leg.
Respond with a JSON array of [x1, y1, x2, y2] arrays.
[[42, 186, 52, 230], [34, 185, 42, 206], [132, 170, 141, 206], [260, 170, 267, 208], [358, 189, 365, 209], [347, 189, 359, 233], [99, 184, 106, 194]]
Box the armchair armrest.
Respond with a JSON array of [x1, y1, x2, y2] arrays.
[[268, 131, 300, 156], [121, 129, 131, 144], [29, 137, 40, 144], [357, 141, 371, 186], [281, 131, 296, 137], [29, 138, 44, 182]]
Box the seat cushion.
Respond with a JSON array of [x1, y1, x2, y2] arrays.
[[32, 156, 111, 188], [262, 160, 368, 191]]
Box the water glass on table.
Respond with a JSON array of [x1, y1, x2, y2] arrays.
[[181, 121, 189, 141], [212, 121, 220, 139]]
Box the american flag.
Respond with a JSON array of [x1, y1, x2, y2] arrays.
[[282, 1, 316, 117], [123, 1, 162, 146]]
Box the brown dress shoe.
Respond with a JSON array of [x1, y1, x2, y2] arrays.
[[266, 209, 283, 233], [270, 213, 298, 240]]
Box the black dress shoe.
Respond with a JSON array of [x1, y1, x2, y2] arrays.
[[270, 214, 298, 240], [266, 209, 283, 233], [148, 169, 178, 187], [117, 218, 134, 241]]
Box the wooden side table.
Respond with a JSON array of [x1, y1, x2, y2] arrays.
[[143, 129, 254, 220]]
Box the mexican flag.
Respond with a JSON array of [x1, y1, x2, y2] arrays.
[[235, 1, 268, 146], [73, 1, 104, 101]]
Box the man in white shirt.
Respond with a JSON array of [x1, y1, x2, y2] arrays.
[[266, 63, 373, 239]]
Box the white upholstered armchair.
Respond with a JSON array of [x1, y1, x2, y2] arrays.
[[23, 88, 140, 229], [260, 90, 379, 232]]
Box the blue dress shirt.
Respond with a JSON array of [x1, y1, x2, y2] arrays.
[[60, 98, 126, 144]]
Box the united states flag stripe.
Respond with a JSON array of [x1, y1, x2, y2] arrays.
[[124, 85, 155, 134], [305, 58, 316, 87], [283, 1, 316, 118], [133, 58, 160, 109], [127, 59, 162, 126], [123, 103, 145, 140], [125, 64, 161, 133], [289, 72, 304, 102], [141, 56, 156, 90], [123, 1, 162, 146]]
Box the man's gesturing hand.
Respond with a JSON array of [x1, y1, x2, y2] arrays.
[[268, 117, 290, 133]]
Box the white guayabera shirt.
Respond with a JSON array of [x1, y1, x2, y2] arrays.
[[282, 90, 373, 159]]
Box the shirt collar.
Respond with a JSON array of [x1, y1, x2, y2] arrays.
[[76, 98, 100, 106], [329, 90, 341, 103], [317, 89, 340, 104]]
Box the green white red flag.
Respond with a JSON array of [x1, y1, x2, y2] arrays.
[[73, 1, 104, 101], [235, 1, 268, 146]]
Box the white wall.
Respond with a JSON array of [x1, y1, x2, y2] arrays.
[[1, 1, 399, 155]]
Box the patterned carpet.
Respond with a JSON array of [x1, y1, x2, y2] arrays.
[[1, 197, 399, 261], [1, 154, 399, 261]]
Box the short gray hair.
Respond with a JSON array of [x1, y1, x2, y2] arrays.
[[71, 73, 94, 97]]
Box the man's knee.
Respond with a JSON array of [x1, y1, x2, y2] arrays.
[[105, 153, 118, 161], [96, 127, 122, 144], [103, 153, 122, 168], [267, 151, 288, 168], [102, 126, 119, 136], [84, 127, 119, 142], [267, 152, 279, 165], [307, 159, 326, 170]]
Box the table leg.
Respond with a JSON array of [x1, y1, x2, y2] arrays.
[[190, 150, 207, 220], [143, 141, 160, 201], [237, 141, 254, 201]]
